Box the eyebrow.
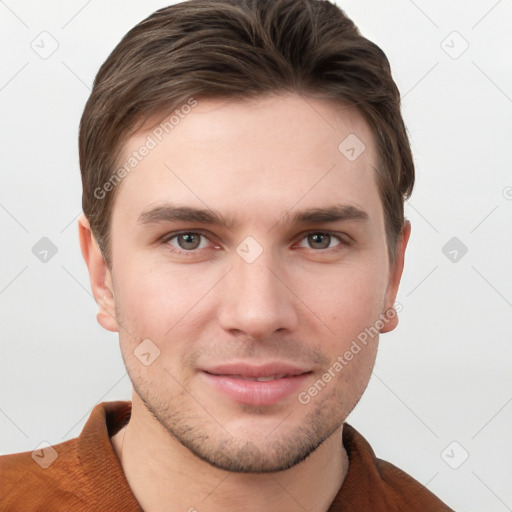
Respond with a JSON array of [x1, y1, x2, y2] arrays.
[[137, 203, 369, 229]]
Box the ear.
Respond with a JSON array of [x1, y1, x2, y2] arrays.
[[78, 214, 119, 332], [379, 220, 411, 334]]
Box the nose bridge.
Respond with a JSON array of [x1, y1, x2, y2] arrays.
[[218, 241, 297, 337]]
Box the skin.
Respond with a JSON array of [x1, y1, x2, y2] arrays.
[[79, 93, 410, 512]]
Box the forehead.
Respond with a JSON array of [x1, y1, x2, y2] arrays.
[[111, 93, 382, 228]]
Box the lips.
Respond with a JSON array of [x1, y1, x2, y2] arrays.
[[201, 362, 312, 406]]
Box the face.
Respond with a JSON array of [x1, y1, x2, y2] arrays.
[[83, 93, 407, 473]]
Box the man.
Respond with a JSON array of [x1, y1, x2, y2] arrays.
[[0, 0, 454, 510]]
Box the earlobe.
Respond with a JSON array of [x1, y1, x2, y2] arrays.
[[379, 220, 411, 334], [78, 214, 119, 333]]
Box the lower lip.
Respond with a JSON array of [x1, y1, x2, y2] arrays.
[[201, 372, 311, 406]]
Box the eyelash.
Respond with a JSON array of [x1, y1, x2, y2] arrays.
[[160, 230, 349, 256]]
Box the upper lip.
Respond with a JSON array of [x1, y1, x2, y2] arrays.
[[202, 362, 311, 378]]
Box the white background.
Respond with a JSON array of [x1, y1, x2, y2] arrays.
[[1, 1, 511, 510]]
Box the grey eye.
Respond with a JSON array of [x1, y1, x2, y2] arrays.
[[306, 233, 334, 249], [167, 232, 206, 251]]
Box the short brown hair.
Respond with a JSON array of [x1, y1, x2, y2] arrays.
[[79, 0, 414, 266]]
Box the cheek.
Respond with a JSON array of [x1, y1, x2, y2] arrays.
[[113, 258, 217, 340], [296, 262, 388, 339], [112, 263, 206, 386]]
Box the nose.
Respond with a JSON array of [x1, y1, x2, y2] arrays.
[[217, 247, 299, 340]]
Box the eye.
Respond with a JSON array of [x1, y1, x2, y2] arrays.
[[297, 232, 344, 250], [164, 231, 212, 252]]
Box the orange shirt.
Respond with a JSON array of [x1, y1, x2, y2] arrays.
[[0, 401, 453, 511]]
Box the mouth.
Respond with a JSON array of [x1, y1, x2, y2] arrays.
[[211, 373, 294, 382], [200, 362, 313, 406]]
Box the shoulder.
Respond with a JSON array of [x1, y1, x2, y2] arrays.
[[0, 437, 90, 510], [0, 401, 138, 511], [339, 424, 455, 511]]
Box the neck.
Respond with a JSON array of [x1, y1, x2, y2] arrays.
[[111, 393, 348, 512]]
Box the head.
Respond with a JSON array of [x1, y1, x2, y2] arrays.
[[79, 0, 413, 473]]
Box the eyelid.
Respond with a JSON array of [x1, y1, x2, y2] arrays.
[[160, 229, 212, 242]]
